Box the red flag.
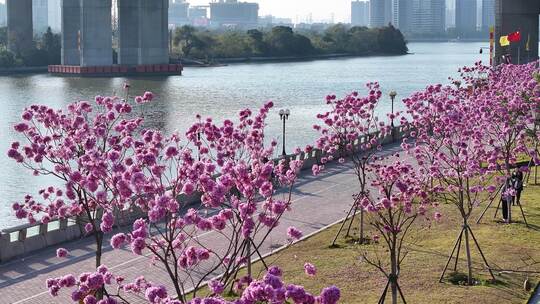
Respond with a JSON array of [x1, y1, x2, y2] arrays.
[[508, 31, 521, 42]]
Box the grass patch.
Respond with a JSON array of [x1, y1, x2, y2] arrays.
[[192, 182, 540, 304]]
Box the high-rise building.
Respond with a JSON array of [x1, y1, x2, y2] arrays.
[[369, 0, 392, 28], [33, 0, 49, 34], [445, 0, 455, 29], [351, 1, 369, 26], [48, 0, 61, 32], [209, 0, 259, 28], [351, 0, 369, 26], [0, 3, 6, 27], [481, 0, 495, 31], [410, 0, 446, 35], [392, 0, 412, 32], [169, 0, 190, 27], [456, 0, 477, 36]]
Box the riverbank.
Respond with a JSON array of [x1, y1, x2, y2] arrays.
[[179, 52, 408, 67], [0, 53, 407, 74], [0, 66, 48, 75], [407, 38, 490, 43]]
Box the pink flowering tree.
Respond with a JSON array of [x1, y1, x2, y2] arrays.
[[403, 80, 498, 285], [312, 83, 396, 245], [469, 62, 540, 224], [37, 100, 341, 303], [178, 102, 305, 295], [360, 160, 433, 304], [8, 91, 156, 271], [45, 101, 306, 303], [46, 264, 340, 304]]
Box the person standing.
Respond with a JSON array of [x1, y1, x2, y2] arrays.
[[501, 176, 514, 223], [514, 170, 524, 206]]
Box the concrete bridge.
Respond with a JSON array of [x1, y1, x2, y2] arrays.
[[6, 0, 170, 67], [494, 0, 539, 65]]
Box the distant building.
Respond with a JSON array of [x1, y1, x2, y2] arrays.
[[169, 0, 189, 27], [410, 0, 446, 35], [351, 1, 369, 27], [189, 6, 207, 19], [209, 0, 259, 29], [295, 22, 332, 32], [259, 15, 293, 27], [392, 0, 412, 32], [369, 0, 392, 28], [0, 3, 6, 27], [445, 6, 455, 29], [456, 0, 477, 36], [189, 6, 209, 26], [273, 17, 293, 25], [48, 0, 61, 32], [481, 0, 495, 31], [33, 0, 49, 35]]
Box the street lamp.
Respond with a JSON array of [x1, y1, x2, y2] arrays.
[[389, 91, 397, 141], [279, 109, 290, 156]]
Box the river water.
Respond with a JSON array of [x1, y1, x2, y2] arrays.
[[0, 42, 490, 229]]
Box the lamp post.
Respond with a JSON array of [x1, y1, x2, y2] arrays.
[[279, 109, 290, 156], [389, 91, 397, 141]]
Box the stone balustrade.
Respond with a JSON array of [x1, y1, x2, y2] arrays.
[[0, 125, 407, 263]]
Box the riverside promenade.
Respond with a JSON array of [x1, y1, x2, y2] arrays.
[[0, 143, 405, 304]]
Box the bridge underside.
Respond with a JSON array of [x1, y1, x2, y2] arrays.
[[495, 0, 540, 65]]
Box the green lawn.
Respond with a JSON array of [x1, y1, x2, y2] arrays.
[[197, 181, 540, 303]]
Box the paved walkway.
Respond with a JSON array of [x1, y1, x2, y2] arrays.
[[0, 144, 405, 304]]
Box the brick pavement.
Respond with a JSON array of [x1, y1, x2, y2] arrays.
[[0, 145, 403, 304]]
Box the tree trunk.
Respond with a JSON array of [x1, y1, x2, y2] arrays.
[[390, 247, 398, 304], [463, 222, 473, 285], [359, 209, 364, 243], [95, 231, 104, 300], [95, 231, 103, 268], [247, 238, 252, 278]]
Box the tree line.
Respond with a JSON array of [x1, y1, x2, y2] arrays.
[[0, 27, 61, 68], [172, 24, 408, 60], [0, 24, 408, 68]]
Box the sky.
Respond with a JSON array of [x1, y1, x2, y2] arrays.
[[189, 0, 354, 23], [0, 0, 458, 24]]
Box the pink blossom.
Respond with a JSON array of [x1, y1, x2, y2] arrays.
[[318, 286, 341, 304], [312, 165, 322, 176], [304, 262, 317, 276], [287, 226, 303, 240], [143, 91, 154, 101], [110, 233, 127, 249], [56, 248, 69, 258], [145, 285, 168, 303], [208, 279, 225, 295], [84, 223, 94, 234]]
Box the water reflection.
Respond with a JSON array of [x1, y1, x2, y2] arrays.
[[0, 42, 489, 228]]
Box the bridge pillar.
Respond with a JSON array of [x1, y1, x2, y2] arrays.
[[79, 0, 113, 67], [6, 0, 33, 54], [495, 0, 540, 65], [117, 0, 169, 66], [61, 0, 80, 66], [138, 0, 169, 65], [117, 0, 140, 65]]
